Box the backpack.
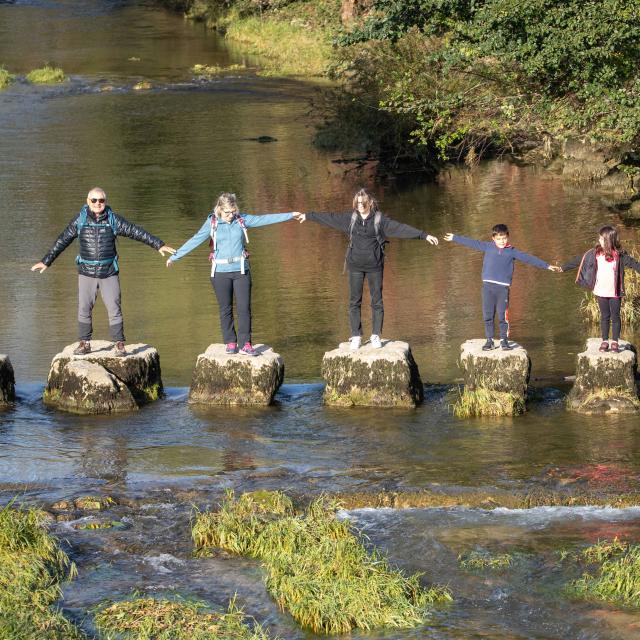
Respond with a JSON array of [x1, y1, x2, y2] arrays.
[[75, 205, 119, 268], [208, 213, 250, 277]]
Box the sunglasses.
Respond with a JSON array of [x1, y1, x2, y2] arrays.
[[89, 198, 106, 204]]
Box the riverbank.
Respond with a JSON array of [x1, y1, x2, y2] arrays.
[[157, 0, 640, 200]]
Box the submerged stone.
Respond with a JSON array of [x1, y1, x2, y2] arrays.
[[567, 339, 640, 414], [458, 339, 530, 416], [44, 341, 163, 414], [321, 340, 423, 407], [0, 355, 16, 405], [189, 343, 284, 405]]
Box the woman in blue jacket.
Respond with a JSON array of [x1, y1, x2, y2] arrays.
[[168, 192, 297, 355]]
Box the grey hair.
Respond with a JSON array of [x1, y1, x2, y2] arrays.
[[214, 192, 239, 218], [87, 187, 107, 199]]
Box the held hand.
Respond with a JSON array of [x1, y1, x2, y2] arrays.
[[31, 262, 47, 273], [548, 265, 563, 273], [166, 257, 174, 268], [159, 245, 176, 256], [293, 212, 306, 223], [425, 235, 439, 245], [443, 233, 454, 242]]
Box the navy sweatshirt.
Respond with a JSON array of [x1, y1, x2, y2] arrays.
[[452, 235, 549, 286]]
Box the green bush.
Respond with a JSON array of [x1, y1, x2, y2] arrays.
[[0, 66, 15, 90]]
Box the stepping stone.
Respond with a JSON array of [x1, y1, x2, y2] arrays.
[[458, 339, 530, 416], [44, 341, 162, 414], [0, 355, 15, 405], [189, 344, 284, 405], [322, 339, 423, 407], [567, 338, 639, 414]]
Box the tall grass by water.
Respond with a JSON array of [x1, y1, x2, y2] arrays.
[[192, 490, 451, 634], [453, 386, 525, 418], [0, 501, 84, 639], [0, 67, 15, 89], [94, 596, 274, 640], [570, 539, 640, 607], [26, 65, 66, 84]]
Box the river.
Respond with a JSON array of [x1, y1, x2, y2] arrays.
[[2, 1, 640, 638]]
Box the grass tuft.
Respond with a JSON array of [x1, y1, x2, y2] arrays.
[[458, 550, 513, 570], [0, 500, 84, 638], [94, 595, 274, 639], [26, 65, 66, 84], [0, 66, 15, 89], [191, 63, 246, 77], [570, 541, 640, 607], [453, 386, 525, 418], [193, 490, 451, 634]]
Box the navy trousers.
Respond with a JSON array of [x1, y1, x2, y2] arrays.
[[482, 282, 510, 339]]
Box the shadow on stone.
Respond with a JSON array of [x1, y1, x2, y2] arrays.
[[321, 340, 423, 407]]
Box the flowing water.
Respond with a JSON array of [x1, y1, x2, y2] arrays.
[[2, 1, 640, 638]]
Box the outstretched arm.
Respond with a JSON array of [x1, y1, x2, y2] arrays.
[[167, 217, 211, 266], [303, 212, 352, 234], [560, 254, 583, 272], [241, 212, 296, 228], [623, 252, 640, 274], [115, 214, 165, 249], [511, 248, 551, 270], [443, 233, 492, 251], [32, 215, 79, 272], [382, 217, 438, 244]]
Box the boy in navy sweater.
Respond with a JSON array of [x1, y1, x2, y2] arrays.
[[444, 224, 561, 350]]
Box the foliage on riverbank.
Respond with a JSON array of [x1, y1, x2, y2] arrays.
[[568, 539, 640, 607], [0, 502, 84, 639], [0, 67, 15, 89], [94, 596, 274, 640], [192, 490, 451, 634], [26, 65, 66, 84]]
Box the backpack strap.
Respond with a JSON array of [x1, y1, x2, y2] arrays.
[[208, 213, 250, 278], [75, 205, 119, 269]]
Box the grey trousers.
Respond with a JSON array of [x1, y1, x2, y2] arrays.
[[78, 274, 124, 341]]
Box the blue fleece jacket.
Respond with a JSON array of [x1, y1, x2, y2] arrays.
[[452, 234, 549, 286], [170, 212, 293, 272]]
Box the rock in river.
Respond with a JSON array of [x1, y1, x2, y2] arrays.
[[567, 338, 639, 414], [458, 339, 530, 416], [0, 355, 16, 405], [322, 340, 423, 407], [44, 341, 162, 414], [189, 344, 284, 405]]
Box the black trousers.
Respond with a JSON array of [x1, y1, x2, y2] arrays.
[[211, 271, 252, 346], [597, 296, 621, 341], [348, 269, 383, 337], [482, 282, 510, 339]]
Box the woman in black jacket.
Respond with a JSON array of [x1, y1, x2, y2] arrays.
[[562, 225, 640, 352], [294, 188, 438, 350]]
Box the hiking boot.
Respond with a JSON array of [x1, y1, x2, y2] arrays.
[[369, 334, 382, 349], [481, 339, 494, 351], [610, 341, 620, 353], [239, 342, 257, 356], [114, 341, 127, 357], [73, 340, 91, 355], [599, 341, 609, 352], [500, 339, 513, 351], [349, 336, 361, 351], [226, 342, 238, 354]]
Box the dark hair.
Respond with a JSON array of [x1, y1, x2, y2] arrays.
[[596, 225, 621, 260], [492, 224, 509, 236], [352, 188, 380, 217]]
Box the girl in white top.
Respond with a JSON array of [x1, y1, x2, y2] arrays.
[[561, 226, 640, 353]]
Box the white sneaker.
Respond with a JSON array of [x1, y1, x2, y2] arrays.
[[370, 334, 382, 349], [349, 336, 361, 350]]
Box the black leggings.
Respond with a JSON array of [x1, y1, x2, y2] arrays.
[[211, 271, 252, 346], [597, 296, 621, 342]]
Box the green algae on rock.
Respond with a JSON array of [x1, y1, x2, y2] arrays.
[[322, 340, 423, 407], [192, 490, 451, 634]]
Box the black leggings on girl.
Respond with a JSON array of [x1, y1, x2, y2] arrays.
[[597, 296, 621, 342]]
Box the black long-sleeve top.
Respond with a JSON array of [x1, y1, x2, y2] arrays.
[[307, 211, 427, 272]]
